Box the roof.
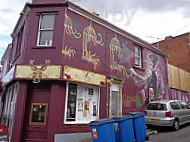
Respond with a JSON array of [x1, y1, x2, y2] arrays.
[[152, 32, 190, 45], [11, 3, 30, 37]]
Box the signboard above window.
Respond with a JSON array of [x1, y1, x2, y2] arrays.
[[64, 66, 106, 87]]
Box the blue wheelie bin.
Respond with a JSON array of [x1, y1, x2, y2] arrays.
[[88, 119, 116, 142], [126, 112, 147, 142], [113, 116, 135, 142]]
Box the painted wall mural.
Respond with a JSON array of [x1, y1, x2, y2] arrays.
[[62, 8, 81, 59], [109, 34, 125, 74], [62, 9, 169, 111], [128, 54, 166, 108], [62, 45, 76, 59], [169, 88, 190, 103], [108, 34, 167, 109], [82, 21, 104, 70], [64, 8, 81, 39]]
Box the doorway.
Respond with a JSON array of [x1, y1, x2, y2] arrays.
[[22, 82, 50, 142], [110, 83, 122, 118]]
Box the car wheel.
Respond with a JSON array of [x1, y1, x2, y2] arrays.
[[173, 120, 179, 131], [146, 124, 153, 129]]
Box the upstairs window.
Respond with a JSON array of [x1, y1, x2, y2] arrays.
[[135, 46, 142, 68], [37, 14, 55, 46]]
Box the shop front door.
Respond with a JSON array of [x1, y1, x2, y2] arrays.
[[22, 83, 50, 142]]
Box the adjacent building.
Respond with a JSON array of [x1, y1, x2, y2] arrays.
[[1, 0, 169, 141], [153, 33, 190, 104]]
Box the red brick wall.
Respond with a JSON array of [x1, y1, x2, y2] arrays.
[[152, 33, 190, 73]]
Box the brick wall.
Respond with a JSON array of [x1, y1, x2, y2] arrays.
[[152, 33, 190, 73]]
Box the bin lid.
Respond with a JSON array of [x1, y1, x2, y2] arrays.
[[126, 112, 145, 118], [88, 119, 115, 126], [112, 115, 134, 121]]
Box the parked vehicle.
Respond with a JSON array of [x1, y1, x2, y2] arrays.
[[145, 100, 190, 130]]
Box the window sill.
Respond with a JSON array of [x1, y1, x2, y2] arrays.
[[64, 120, 91, 125], [31, 46, 56, 49], [133, 66, 145, 71]]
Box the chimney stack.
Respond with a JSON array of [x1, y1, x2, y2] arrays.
[[32, 0, 66, 4]]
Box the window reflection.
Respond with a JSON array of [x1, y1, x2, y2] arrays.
[[30, 103, 48, 125]]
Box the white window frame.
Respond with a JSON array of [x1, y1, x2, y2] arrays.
[[37, 13, 55, 46], [134, 46, 142, 68], [64, 82, 100, 124]]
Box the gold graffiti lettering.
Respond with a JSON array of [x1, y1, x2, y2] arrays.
[[124, 96, 137, 103], [62, 45, 76, 59]]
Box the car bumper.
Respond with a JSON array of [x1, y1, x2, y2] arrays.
[[145, 116, 175, 126]]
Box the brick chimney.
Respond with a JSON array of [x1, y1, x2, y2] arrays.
[[165, 36, 173, 40], [32, 0, 66, 4]]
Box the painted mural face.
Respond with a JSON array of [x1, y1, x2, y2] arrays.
[[117, 50, 166, 108]]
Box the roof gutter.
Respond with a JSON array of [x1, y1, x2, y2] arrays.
[[11, 3, 30, 37]]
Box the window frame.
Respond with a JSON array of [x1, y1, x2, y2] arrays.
[[170, 102, 181, 110], [37, 13, 55, 47], [177, 101, 189, 109], [29, 103, 48, 126], [64, 82, 100, 124], [1, 83, 18, 136], [134, 46, 142, 68]]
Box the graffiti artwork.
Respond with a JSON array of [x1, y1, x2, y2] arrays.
[[62, 45, 76, 59], [109, 34, 126, 74], [82, 21, 103, 70], [127, 54, 165, 108], [64, 8, 81, 39]]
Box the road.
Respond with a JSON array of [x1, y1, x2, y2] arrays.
[[147, 123, 190, 142]]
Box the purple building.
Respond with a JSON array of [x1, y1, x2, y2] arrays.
[[0, 0, 169, 141]]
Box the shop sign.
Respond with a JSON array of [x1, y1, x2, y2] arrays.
[[14, 65, 62, 80], [64, 66, 106, 87]]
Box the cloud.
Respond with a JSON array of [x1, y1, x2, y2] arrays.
[[0, 0, 31, 59], [0, 0, 190, 60], [74, 0, 190, 43], [75, 0, 190, 18]]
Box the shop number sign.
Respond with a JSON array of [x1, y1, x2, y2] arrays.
[[0, 124, 9, 142]]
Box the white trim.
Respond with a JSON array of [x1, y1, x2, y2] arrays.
[[134, 46, 142, 68], [37, 13, 55, 46]]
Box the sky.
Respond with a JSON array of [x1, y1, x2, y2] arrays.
[[0, 0, 190, 59]]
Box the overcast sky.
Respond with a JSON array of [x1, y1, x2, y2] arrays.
[[0, 0, 190, 59]]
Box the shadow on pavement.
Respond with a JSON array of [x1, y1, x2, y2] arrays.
[[148, 122, 190, 133]]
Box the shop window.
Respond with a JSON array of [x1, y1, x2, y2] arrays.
[[1, 83, 18, 136], [135, 46, 142, 68], [37, 14, 55, 46], [65, 83, 99, 124], [29, 103, 48, 125]]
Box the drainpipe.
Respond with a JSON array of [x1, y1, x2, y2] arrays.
[[106, 83, 109, 118]]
